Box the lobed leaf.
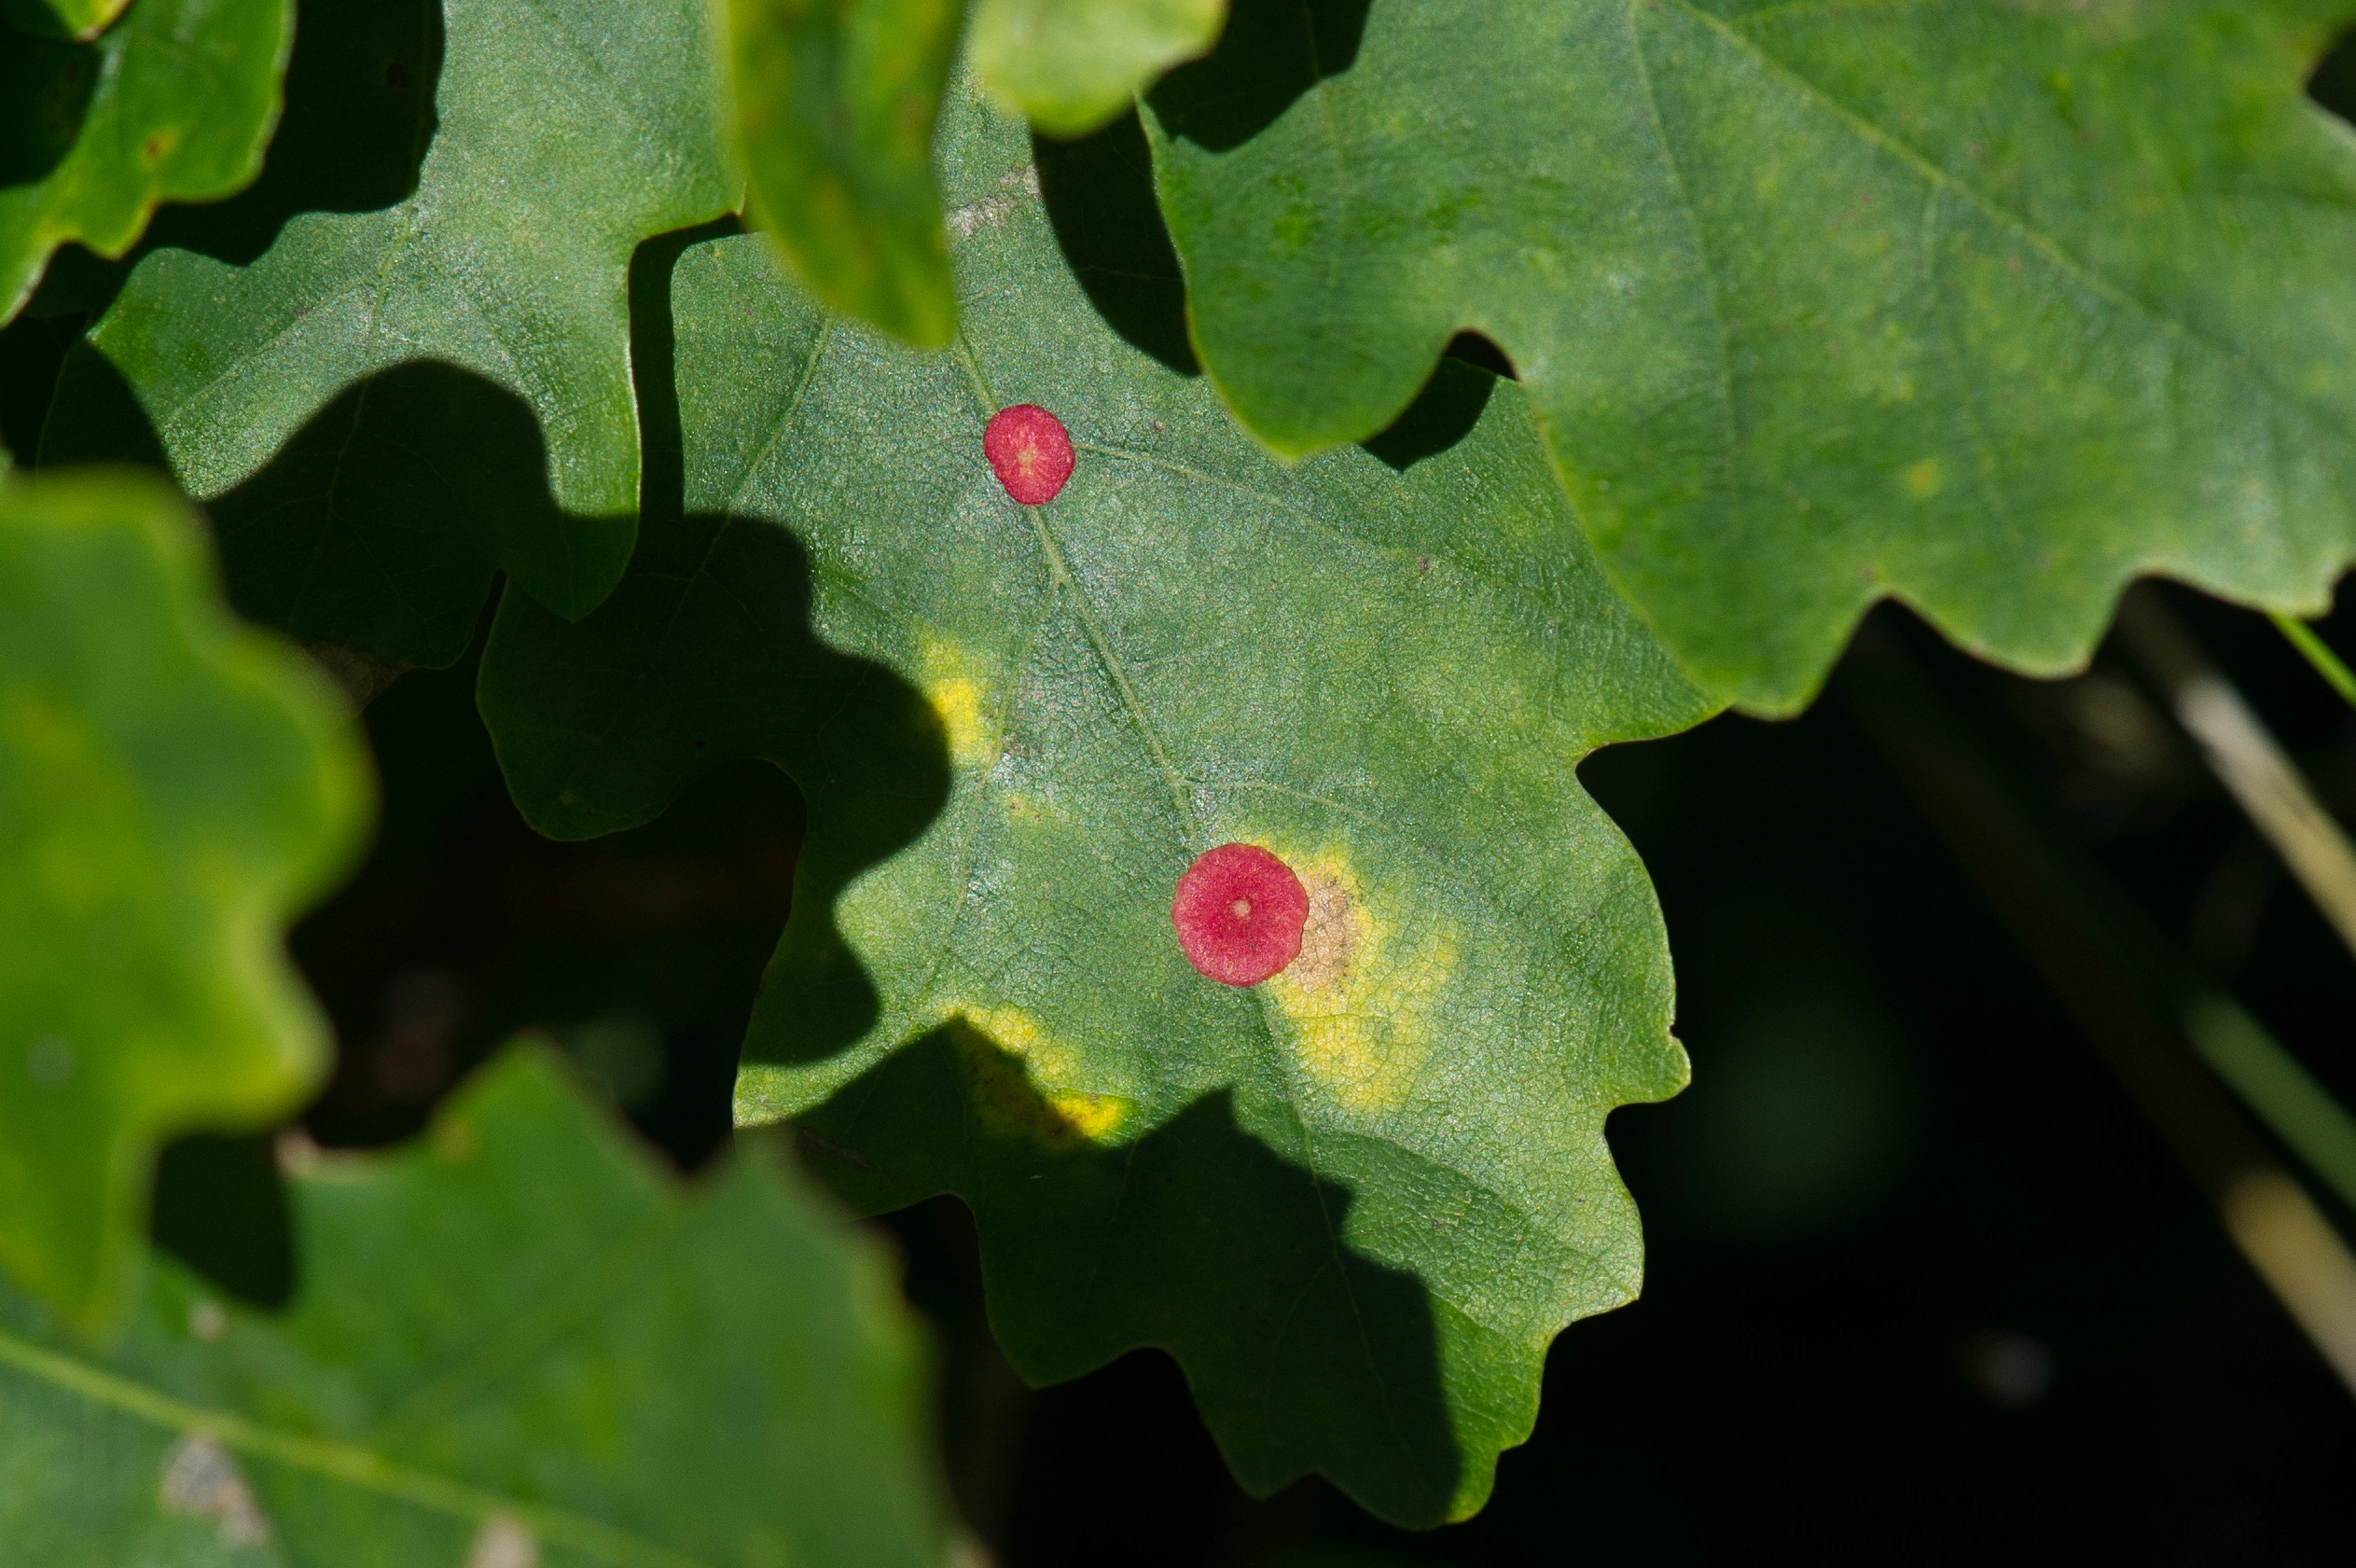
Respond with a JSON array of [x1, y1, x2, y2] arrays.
[[478, 75, 1715, 1525], [0, 469, 367, 1332], [0, 0, 291, 325], [39, 0, 736, 668], [0, 1046, 949, 1568], [1145, 0, 2356, 714]]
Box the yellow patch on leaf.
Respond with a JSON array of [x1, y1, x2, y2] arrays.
[[919, 641, 1001, 770], [1263, 850, 1453, 1114], [949, 1006, 1129, 1146]]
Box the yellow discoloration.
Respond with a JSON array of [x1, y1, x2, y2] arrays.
[[1263, 850, 1453, 1114], [1904, 458, 1944, 499], [950, 1006, 1129, 1146], [919, 641, 1000, 770]]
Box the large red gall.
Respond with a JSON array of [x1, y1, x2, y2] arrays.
[[984, 404, 1074, 506], [1171, 842, 1310, 987]]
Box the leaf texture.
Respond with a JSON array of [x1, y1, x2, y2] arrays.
[[1146, 0, 2356, 713], [0, 470, 367, 1331], [0, 1047, 949, 1568], [478, 74, 1715, 1525]]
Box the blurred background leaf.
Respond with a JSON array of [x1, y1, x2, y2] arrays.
[[0, 469, 367, 1332]]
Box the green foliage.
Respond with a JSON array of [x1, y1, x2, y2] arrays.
[[477, 79, 1713, 1525], [1146, 0, 2356, 713], [12, 0, 2352, 1544], [41, 0, 736, 667], [0, 1046, 949, 1567], [973, 0, 1227, 136], [0, 470, 367, 1332], [727, 0, 964, 349], [0, 0, 291, 325]]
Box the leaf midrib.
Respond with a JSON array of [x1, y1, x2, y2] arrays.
[[0, 1321, 708, 1568]]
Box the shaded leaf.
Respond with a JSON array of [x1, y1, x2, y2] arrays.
[[478, 77, 1714, 1525], [0, 469, 367, 1331], [4, 0, 130, 45], [726, 0, 963, 347], [0, 1046, 949, 1568], [974, 0, 1227, 136], [0, 0, 290, 324], [39, 0, 736, 666], [1146, 0, 2356, 713]]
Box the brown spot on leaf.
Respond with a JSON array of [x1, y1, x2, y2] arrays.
[[1285, 871, 1362, 995]]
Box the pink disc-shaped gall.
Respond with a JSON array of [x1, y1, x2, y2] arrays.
[[1171, 843, 1310, 987], [984, 404, 1074, 505]]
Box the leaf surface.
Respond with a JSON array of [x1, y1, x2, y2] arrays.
[[1146, 0, 2356, 713], [0, 0, 290, 325], [39, 0, 735, 667], [0, 1047, 948, 1568], [479, 77, 1715, 1525], [726, 0, 963, 348], [973, 0, 1227, 136], [0, 470, 367, 1331]]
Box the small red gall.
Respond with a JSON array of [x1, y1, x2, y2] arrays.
[[984, 404, 1074, 506], [1171, 843, 1310, 987]]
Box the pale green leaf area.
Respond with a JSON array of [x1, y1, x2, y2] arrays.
[[0, 1047, 949, 1568], [728, 0, 964, 347], [0, 470, 367, 1333], [478, 72, 1715, 1526], [0, 0, 291, 325], [39, 0, 736, 667], [974, 0, 1227, 136], [1147, 0, 2356, 715]]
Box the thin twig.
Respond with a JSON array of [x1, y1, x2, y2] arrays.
[[2115, 589, 2356, 962], [1842, 623, 2356, 1396]]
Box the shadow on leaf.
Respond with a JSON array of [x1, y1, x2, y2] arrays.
[[1034, 108, 1199, 377], [478, 506, 951, 1066], [28, 0, 444, 317], [41, 348, 631, 668], [0, 28, 98, 188], [1147, 0, 1372, 153], [150, 1132, 293, 1311], [785, 1018, 1465, 1524]]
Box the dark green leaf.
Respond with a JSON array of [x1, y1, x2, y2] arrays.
[[478, 82, 1713, 1525], [1147, 0, 2356, 713], [39, 0, 736, 666], [0, 469, 367, 1331], [726, 0, 963, 347], [0, 1046, 949, 1568], [1, 0, 290, 324]]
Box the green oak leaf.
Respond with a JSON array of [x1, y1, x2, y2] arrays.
[[478, 76, 1715, 1525], [726, 0, 963, 348], [1145, 0, 2356, 715], [1, 0, 291, 325], [0, 1045, 949, 1568], [0, 469, 367, 1333], [38, 0, 736, 667], [973, 0, 1227, 136]]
